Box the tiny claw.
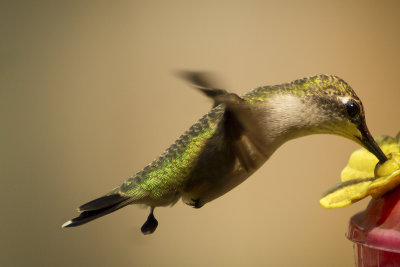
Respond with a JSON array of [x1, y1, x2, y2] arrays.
[[141, 208, 158, 235], [190, 198, 203, 209]]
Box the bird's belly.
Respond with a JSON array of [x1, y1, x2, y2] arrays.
[[181, 158, 266, 207]]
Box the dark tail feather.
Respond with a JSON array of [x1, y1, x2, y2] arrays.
[[62, 194, 131, 228], [78, 194, 126, 212]]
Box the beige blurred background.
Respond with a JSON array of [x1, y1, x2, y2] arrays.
[[1, 1, 400, 266]]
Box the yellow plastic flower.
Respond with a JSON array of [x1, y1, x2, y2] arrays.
[[320, 132, 400, 209]]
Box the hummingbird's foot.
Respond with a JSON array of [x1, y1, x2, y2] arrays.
[[189, 198, 203, 209], [141, 207, 158, 235]]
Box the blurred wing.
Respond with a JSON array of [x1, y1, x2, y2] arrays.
[[180, 71, 267, 171]]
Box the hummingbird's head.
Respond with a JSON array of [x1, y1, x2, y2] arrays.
[[252, 75, 387, 163], [300, 75, 387, 163]]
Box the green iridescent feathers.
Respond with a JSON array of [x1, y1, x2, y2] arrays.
[[245, 74, 358, 102], [119, 108, 223, 202]]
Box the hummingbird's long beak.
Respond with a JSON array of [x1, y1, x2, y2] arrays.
[[358, 124, 388, 163]]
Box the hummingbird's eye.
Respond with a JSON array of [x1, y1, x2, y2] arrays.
[[345, 100, 360, 118]]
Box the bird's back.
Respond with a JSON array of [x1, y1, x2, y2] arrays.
[[118, 105, 228, 207]]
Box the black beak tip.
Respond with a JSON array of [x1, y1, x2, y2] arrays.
[[376, 152, 388, 164]]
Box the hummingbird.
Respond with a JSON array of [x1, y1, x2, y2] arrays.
[[62, 72, 387, 234]]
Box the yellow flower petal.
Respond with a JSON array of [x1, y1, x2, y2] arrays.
[[374, 152, 400, 177], [341, 135, 400, 182], [369, 170, 400, 198], [320, 132, 400, 209], [320, 179, 373, 208], [340, 148, 376, 181]]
